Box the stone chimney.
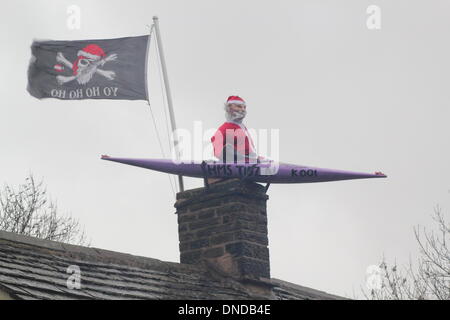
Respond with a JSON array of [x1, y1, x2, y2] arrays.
[[174, 178, 270, 282]]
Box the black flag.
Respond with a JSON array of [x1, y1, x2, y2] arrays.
[[27, 35, 149, 101]]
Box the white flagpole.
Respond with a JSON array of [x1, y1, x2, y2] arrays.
[[152, 16, 185, 192]]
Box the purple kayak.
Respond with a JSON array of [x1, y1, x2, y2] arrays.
[[101, 155, 387, 184]]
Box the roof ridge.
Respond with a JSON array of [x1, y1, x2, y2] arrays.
[[0, 230, 200, 274]]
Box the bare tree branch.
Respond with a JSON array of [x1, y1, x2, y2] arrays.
[[363, 207, 449, 300], [0, 174, 88, 245]]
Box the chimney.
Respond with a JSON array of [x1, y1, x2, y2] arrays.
[[174, 178, 270, 281]]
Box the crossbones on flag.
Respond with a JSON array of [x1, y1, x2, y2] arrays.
[[27, 35, 149, 101]]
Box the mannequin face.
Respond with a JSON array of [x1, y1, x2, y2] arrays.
[[225, 102, 247, 122], [228, 103, 246, 112]]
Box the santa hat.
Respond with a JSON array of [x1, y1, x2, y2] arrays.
[[54, 64, 64, 72], [226, 95, 246, 106], [72, 44, 106, 75], [77, 44, 106, 61]]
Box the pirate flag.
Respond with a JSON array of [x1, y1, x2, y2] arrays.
[[27, 35, 149, 101]]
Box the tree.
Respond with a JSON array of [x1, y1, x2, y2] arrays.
[[0, 174, 88, 245], [364, 207, 449, 300]]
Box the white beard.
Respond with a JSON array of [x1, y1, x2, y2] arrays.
[[225, 109, 246, 123], [76, 65, 98, 85]]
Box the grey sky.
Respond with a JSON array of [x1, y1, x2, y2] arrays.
[[1, 0, 449, 297]]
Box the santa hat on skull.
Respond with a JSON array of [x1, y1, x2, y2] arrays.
[[72, 44, 106, 75], [77, 44, 106, 61], [226, 95, 246, 106]]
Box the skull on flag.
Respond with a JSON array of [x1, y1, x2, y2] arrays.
[[54, 44, 118, 85]]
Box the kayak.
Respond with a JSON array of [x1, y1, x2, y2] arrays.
[[101, 155, 387, 184]]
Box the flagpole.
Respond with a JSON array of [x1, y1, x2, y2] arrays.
[[152, 16, 185, 192]]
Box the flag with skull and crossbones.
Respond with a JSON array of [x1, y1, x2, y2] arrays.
[[54, 44, 117, 85], [28, 35, 149, 101]]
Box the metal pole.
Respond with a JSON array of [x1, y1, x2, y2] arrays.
[[152, 16, 184, 192]]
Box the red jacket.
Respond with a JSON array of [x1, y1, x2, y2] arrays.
[[211, 122, 257, 161]]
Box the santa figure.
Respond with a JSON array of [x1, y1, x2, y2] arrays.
[[211, 95, 262, 164]]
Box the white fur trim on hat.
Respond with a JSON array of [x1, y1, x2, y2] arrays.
[[226, 100, 246, 105], [77, 50, 102, 60]]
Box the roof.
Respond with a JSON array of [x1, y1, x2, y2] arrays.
[[0, 230, 344, 300]]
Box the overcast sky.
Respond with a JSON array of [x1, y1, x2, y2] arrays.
[[1, 0, 449, 298]]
